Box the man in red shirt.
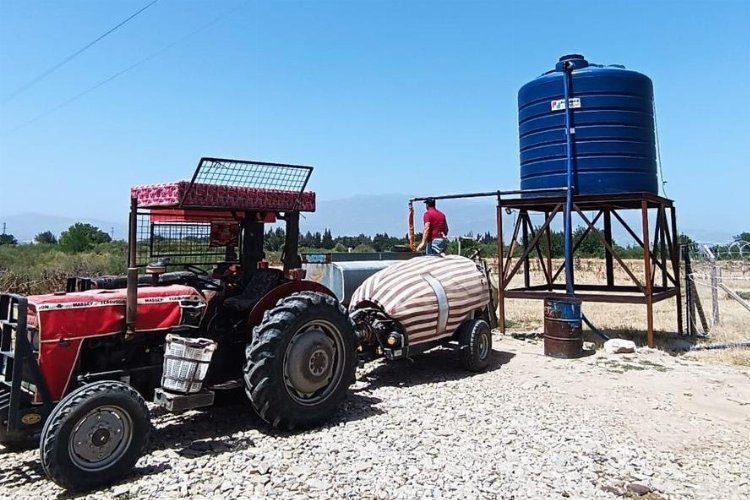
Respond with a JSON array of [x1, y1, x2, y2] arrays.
[[416, 198, 449, 256]]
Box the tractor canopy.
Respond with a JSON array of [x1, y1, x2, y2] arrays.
[[129, 157, 316, 270]]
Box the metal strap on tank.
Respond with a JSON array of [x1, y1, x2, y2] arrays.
[[422, 273, 449, 334]]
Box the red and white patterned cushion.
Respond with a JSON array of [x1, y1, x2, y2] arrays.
[[130, 181, 316, 212]]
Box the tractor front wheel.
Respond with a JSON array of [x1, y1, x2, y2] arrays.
[[40, 381, 150, 491], [244, 292, 356, 430]]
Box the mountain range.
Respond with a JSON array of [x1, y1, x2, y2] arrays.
[[1, 194, 734, 245]]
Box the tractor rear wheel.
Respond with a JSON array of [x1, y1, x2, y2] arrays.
[[244, 292, 356, 430], [40, 381, 150, 491], [458, 318, 492, 372]]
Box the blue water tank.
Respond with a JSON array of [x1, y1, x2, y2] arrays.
[[518, 54, 658, 196]]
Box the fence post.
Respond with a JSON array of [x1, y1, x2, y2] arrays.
[[683, 246, 695, 335], [704, 245, 720, 327]]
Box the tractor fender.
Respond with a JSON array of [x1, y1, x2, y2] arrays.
[[247, 281, 337, 330]]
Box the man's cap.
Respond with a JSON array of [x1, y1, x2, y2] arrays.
[[424, 197, 435, 205]]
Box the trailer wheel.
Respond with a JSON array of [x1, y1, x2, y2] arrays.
[[244, 292, 356, 430], [40, 381, 150, 491], [458, 319, 492, 372]]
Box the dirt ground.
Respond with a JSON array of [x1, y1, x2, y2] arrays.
[[2, 333, 748, 499], [503, 336, 750, 451], [493, 258, 750, 367]]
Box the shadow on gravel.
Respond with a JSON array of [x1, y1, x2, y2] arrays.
[[359, 347, 515, 391], [100, 349, 516, 484], [147, 398, 263, 457], [582, 328, 701, 354], [333, 392, 386, 424], [0, 456, 46, 490], [141, 389, 388, 462], [51, 463, 173, 500]]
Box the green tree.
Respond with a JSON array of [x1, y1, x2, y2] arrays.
[[679, 233, 699, 255], [300, 231, 314, 248], [34, 230, 58, 245], [573, 226, 605, 257], [264, 227, 286, 252], [353, 243, 375, 253], [0, 233, 18, 246], [734, 232, 750, 243], [321, 228, 334, 249], [59, 223, 112, 253], [538, 229, 565, 258]]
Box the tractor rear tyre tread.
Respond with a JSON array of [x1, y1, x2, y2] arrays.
[[40, 381, 150, 491], [458, 319, 492, 372], [244, 292, 356, 430]]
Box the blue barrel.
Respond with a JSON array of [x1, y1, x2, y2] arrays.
[[544, 296, 583, 358], [519, 54, 658, 196]]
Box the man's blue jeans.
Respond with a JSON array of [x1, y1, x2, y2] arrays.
[[425, 238, 447, 256]]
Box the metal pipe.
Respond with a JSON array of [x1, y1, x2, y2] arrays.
[[126, 197, 138, 334], [642, 199, 654, 347], [496, 193, 506, 333], [410, 186, 567, 203], [562, 62, 575, 296], [77, 364, 162, 383]]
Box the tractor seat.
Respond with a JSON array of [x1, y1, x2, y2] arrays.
[[223, 268, 285, 314]]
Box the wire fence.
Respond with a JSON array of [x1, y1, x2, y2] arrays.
[[688, 240, 750, 262], [683, 243, 750, 337]]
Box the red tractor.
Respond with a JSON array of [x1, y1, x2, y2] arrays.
[[0, 157, 496, 491], [0, 158, 364, 489]]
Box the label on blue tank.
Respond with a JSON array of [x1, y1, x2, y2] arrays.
[[550, 98, 581, 111]]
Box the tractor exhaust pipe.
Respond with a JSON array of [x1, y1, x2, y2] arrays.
[[126, 196, 138, 335]]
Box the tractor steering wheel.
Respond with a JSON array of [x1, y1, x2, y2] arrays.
[[185, 264, 209, 276], [184, 265, 220, 291]]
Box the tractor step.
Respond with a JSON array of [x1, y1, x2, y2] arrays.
[[0, 385, 10, 411], [153, 388, 214, 413], [208, 379, 243, 390]]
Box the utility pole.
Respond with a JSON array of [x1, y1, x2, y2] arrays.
[[2, 222, 5, 234]]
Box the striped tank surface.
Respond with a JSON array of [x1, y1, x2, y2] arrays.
[[349, 255, 491, 346]]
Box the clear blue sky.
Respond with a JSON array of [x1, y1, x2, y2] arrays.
[[0, 0, 748, 238]]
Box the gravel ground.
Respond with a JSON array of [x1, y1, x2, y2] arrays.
[[2, 334, 749, 499]]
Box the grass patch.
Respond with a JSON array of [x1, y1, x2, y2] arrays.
[[0, 243, 127, 295], [637, 359, 671, 372], [504, 319, 520, 329], [595, 358, 671, 373]]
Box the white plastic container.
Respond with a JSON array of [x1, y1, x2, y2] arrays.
[[161, 334, 217, 394]]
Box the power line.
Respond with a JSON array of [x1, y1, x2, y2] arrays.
[[2, 0, 161, 104], [4, 4, 245, 136]]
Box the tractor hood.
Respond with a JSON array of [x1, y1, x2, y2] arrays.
[[28, 285, 207, 342]]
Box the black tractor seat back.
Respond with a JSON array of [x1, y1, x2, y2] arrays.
[[88, 271, 198, 290], [223, 268, 285, 314]]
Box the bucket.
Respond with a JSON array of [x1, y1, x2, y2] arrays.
[[161, 335, 217, 394], [544, 296, 583, 358]]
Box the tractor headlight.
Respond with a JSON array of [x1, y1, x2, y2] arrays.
[[27, 327, 40, 351]]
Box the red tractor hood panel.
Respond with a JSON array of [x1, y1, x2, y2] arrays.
[[28, 285, 207, 342]]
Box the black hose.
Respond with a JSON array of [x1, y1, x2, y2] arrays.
[[681, 340, 750, 352], [582, 313, 610, 341]]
